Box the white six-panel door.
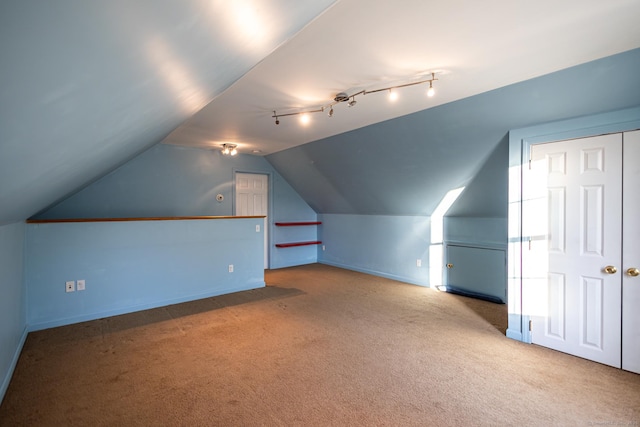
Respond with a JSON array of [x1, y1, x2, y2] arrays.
[[235, 173, 268, 269], [528, 134, 623, 368]]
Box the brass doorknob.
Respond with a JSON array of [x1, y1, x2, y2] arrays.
[[446, 263, 454, 269], [603, 265, 618, 274], [627, 267, 640, 277]]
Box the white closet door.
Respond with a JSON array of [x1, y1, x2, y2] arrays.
[[528, 134, 622, 368], [622, 130, 640, 374]]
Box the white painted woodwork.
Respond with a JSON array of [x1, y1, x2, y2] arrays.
[[235, 173, 269, 268], [528, 134, 622, 368], [622, 130, 640, 373]]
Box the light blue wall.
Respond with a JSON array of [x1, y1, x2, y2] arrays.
[[446, 135, 508, 219], [313, 119, 510, 291], [25, 218, 265, 330], [318, 214, 431, 286], [0, 222, 27, 403], [34, 144, 317, 269], [444, 218, 507, 248]]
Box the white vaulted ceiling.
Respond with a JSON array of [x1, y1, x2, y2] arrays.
[[162, 0, 640, 155]]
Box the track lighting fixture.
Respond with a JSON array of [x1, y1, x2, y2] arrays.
[[221, 143, 238, 156], [271, 72, 438, 125]]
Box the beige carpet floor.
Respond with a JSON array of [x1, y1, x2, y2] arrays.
[[1, 264, 639, 426]]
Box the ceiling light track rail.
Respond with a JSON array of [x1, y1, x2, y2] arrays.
[[272, 72, 438, 124]]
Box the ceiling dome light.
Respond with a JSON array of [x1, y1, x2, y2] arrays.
[[300, 113, 310, 125], [221, 143, 238, 156]]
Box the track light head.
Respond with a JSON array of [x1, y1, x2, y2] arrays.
[[427, 81, 435, 97], [427, 72, 436, 97], [348, 97, 357, 107], [328, 107, 334, 117]]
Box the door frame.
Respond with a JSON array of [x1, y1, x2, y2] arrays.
[[506, 106, 640, 343], [233, 169, 273, 269]]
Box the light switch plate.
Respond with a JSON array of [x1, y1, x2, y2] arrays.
[[77, 280, 85, 291]]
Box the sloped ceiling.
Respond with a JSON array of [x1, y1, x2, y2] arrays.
[[2, 1, 639, 225], [0, 0, 335, 226], [163, 0, 640, 155]]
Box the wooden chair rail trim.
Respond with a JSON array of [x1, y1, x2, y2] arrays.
[[27, 216, 266, 224]]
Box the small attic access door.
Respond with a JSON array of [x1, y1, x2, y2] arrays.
[[445, 244, 506, 303], [235, 172, 269, 269]]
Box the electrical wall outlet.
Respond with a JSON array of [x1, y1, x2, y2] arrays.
[[256, 224, 260, 232], [65, 281, 75, 293], [322, 245, 326, 251], [228, 264, 234, 273], [416, 259, 422, 267], [77, 279, 86, 291]]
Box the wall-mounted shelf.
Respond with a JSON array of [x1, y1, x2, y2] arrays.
[[274, 221, 322, 248], [275, 221, 322, 226], [275, 241, 322, 248]]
